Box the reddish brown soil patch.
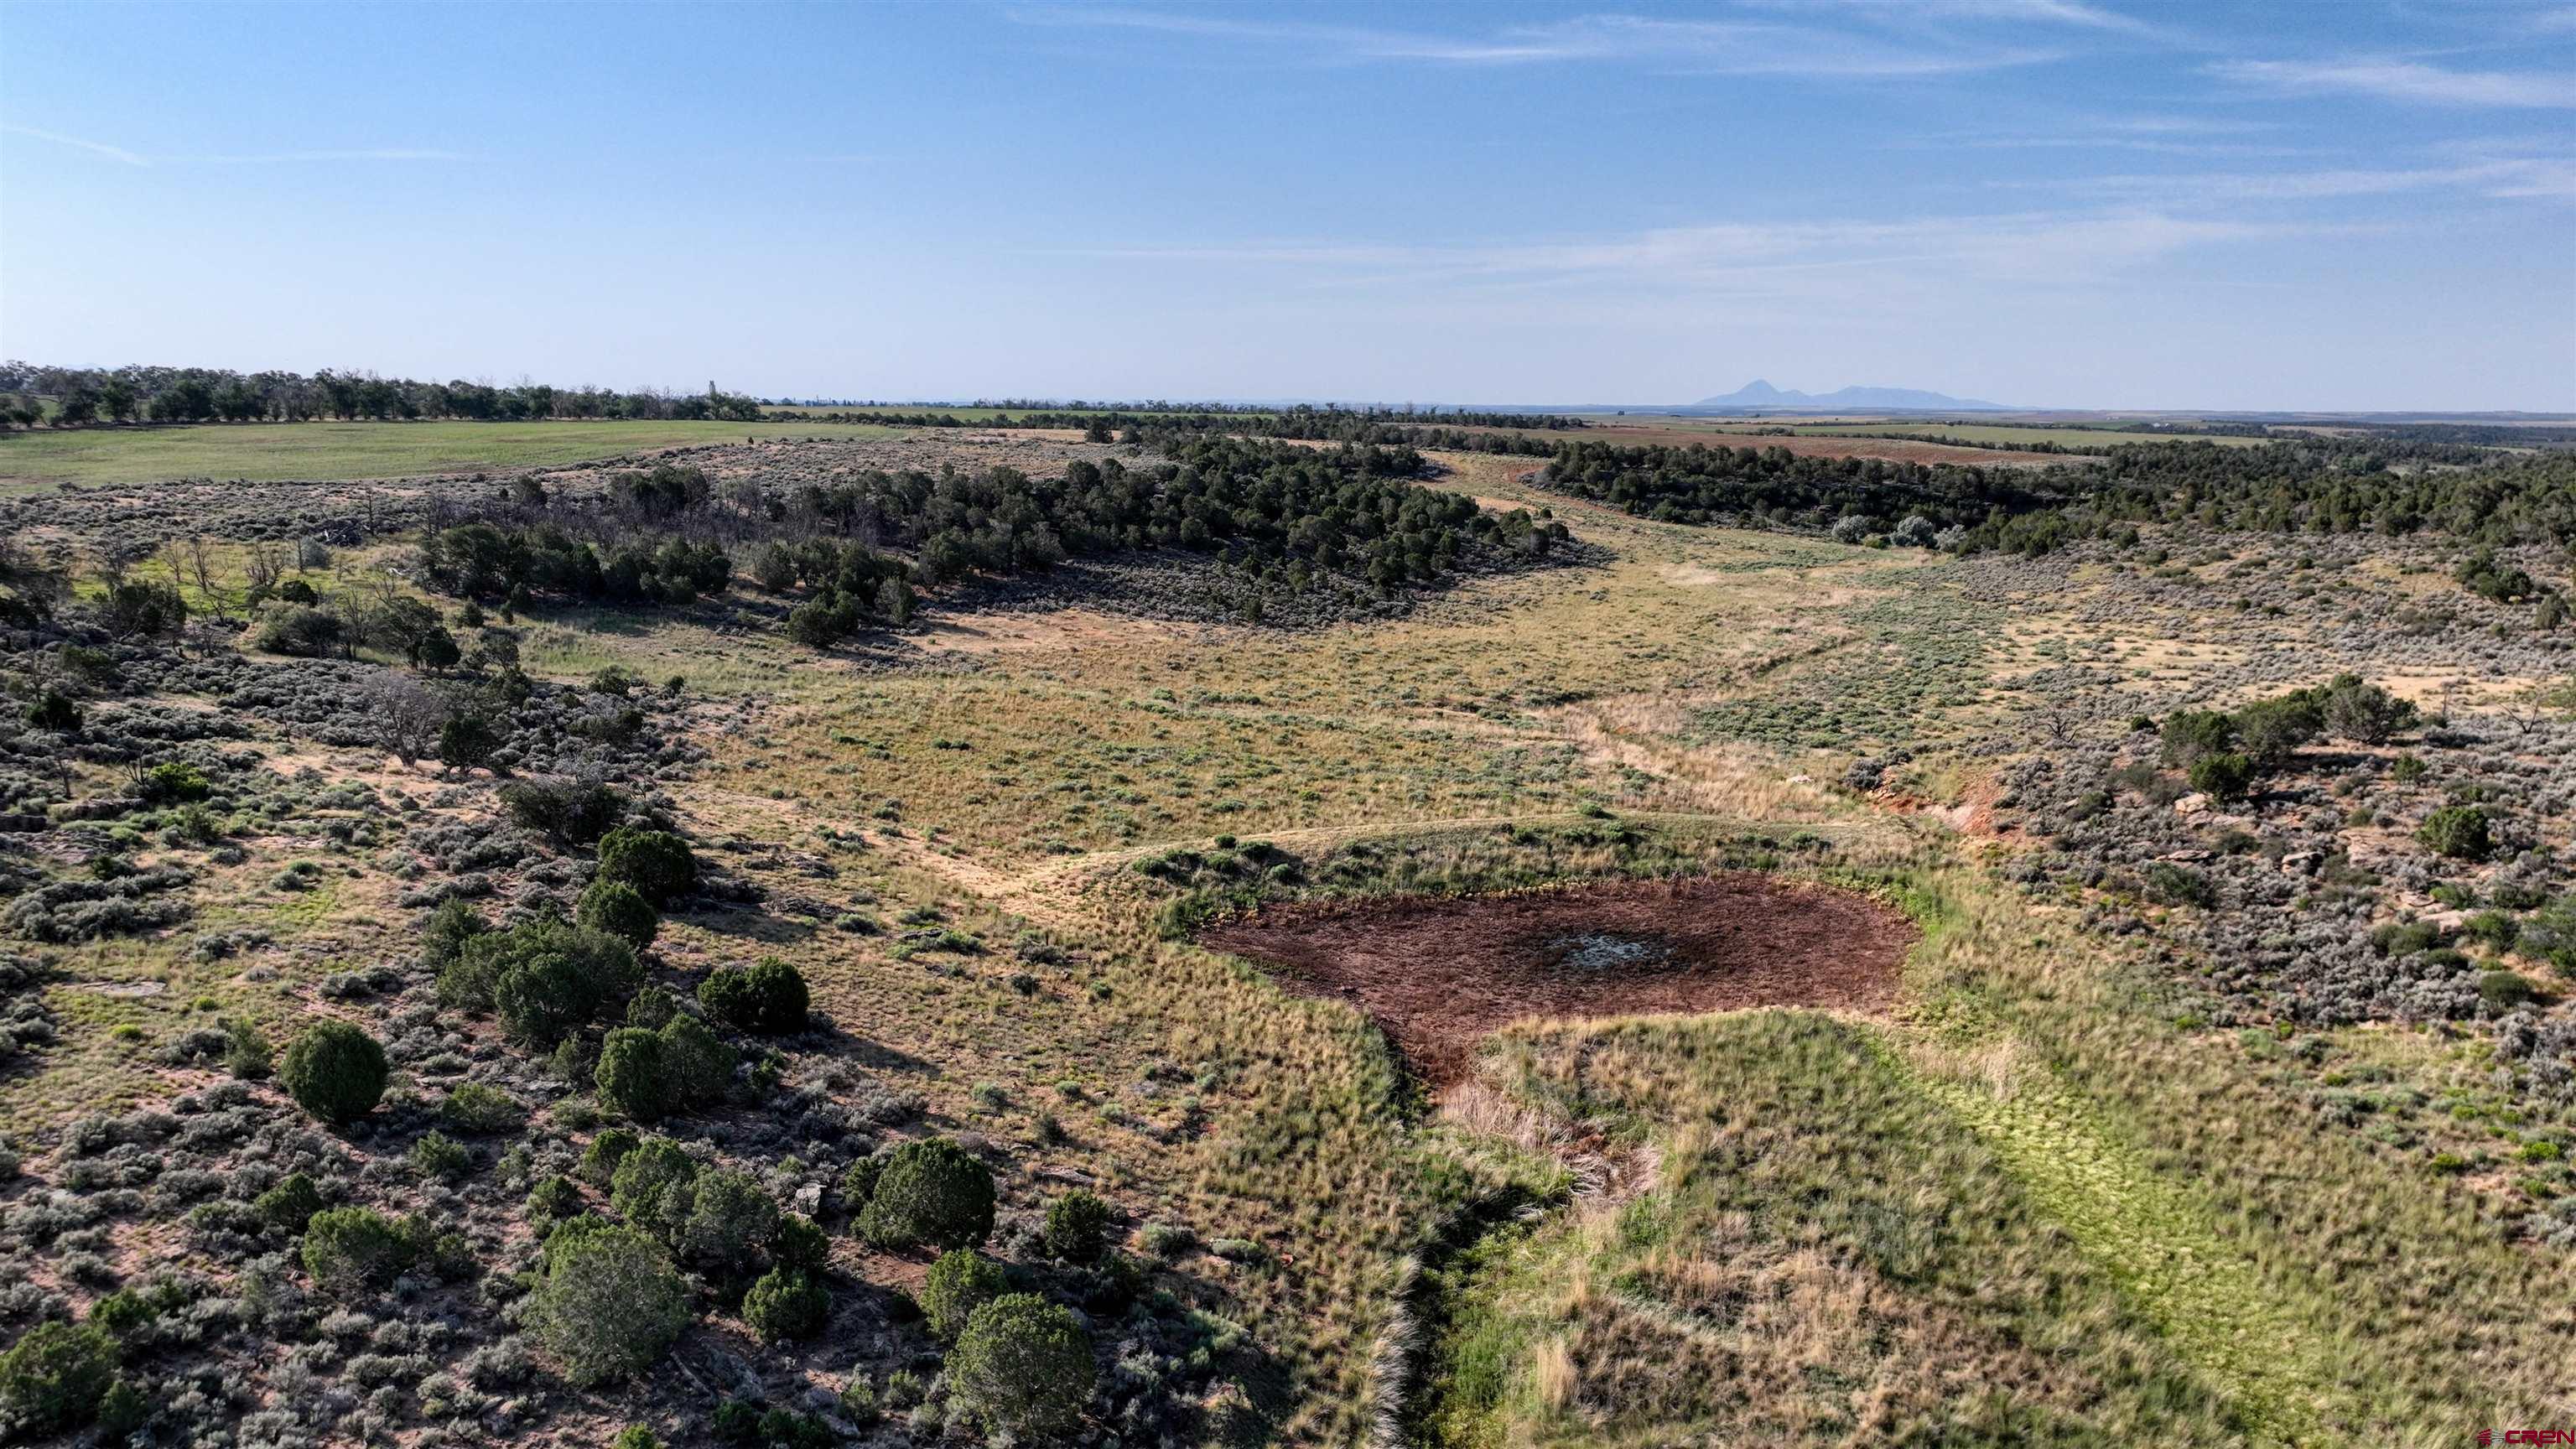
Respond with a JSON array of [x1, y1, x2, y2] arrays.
[[1201, 874, 1914, 1088]]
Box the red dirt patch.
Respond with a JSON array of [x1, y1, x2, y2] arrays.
[[1200, 874, 1914, 1088]]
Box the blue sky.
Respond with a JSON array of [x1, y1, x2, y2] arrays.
[[3, 1, 2571, 410]]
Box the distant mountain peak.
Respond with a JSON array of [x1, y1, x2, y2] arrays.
[[1694, 380, 2012, 411]]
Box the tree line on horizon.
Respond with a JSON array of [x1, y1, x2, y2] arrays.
[[1506, 430, 2576, 557], [0, 361, 766, 428], [0, 360, 1593, 436]]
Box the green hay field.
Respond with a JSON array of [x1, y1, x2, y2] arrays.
[[0, 419, 899, 491]]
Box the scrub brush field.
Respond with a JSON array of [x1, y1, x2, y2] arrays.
[[0, 413, 2570, 1448]]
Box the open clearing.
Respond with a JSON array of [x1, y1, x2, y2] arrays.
[[0, 418, 900, 491], [2, 413, 2569, 1446], [1200, 875, 1914, 1088]]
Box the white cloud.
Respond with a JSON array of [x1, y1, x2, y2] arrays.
[[2212, 58, 2576, 108], [1748, 0, 2161, 35], [2, 124, 465, 168], [2010, 155, 2576, 202], [3, 123, 149, 167], [1041, 209, 2297, 302], [1006, 8, 2060, 76], [195, 149, 467, 164]]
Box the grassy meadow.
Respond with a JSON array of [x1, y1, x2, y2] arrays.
[[0, 418, 899, 491]]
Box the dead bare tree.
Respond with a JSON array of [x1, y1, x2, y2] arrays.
[[244, 540, 284, 595], [365, 671, 448, 767], [186, 535, 232, 622]]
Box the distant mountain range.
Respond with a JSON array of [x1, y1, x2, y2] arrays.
[[1692, 380, 2015, 412]]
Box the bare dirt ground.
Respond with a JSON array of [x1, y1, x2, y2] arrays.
[[1200, 874, 1916, 1088]]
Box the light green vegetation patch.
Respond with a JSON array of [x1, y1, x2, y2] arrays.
[[0, 418, 897, 491]]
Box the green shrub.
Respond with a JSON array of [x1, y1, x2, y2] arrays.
[[2464, 910, 2521, 948], [839, 1155, 885, 1213], [771, 1213, 830, 1273], [539, 1213, 620, 1270], [1042, 1192, 1115, 1265], [2417, 806, 2494, 861], [597, 827, 698, 906], [711, 1400, 762, 1441], [2319, 674, 2416, 744], [1080, 1250, 1146, 1316], [581, 1126, 641, 1185], [608, 1137, 701, 1243], [2186, 751, 2253, 803], [84, 1294, 150, 1342], [740, 1267, 831, 1343], [839, 1378, 878, 1426], [95, 1376, 149, 1436], [595, 1027, 678, 1122], [278, 1021, 388, 1124], [2158, 709, 2235, 768], [595, 1015, 735, 1122], [421, 898, 490, 977], [221, 1017, 273, 1079], [301, 1207, 418, 1295], [23, 691, 80, 731], [786, 594, 862, 650], [437, 712, 502, 771], [408, 1131, 472, 1182], [529, 1223, 691, 1386], [143, 761, 211, 803], [678, 1170, 777, 1276], [2480, 969, 2536, 1011], [527, 1175, 584, 1226], [2143, 862, 2215, 908], [697, 957, 808, 1035], [610, 1428, 662, 1449], [626, 984, 681, 1030], [499, 776, 625, 844], [857, 1138, 995, 1251], [495, 949, 611, 1049], [172, 802, 222, 844], [922, 1249, 1008, 1340], [2228, 694, 2321, 770], [254, 1171, 325, 1233], [252, 603, 344, 657], [949, 1294, 1094, 1440], [101, 579, 184, 638], [577, 879, 660, 949], [440, 1081, 524, 1135], [1136, 1223, 1196, 1260], [0, 1321, 118, 1436], [2456, 546, 2537, 603], [444, 915, 640, 1038]]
